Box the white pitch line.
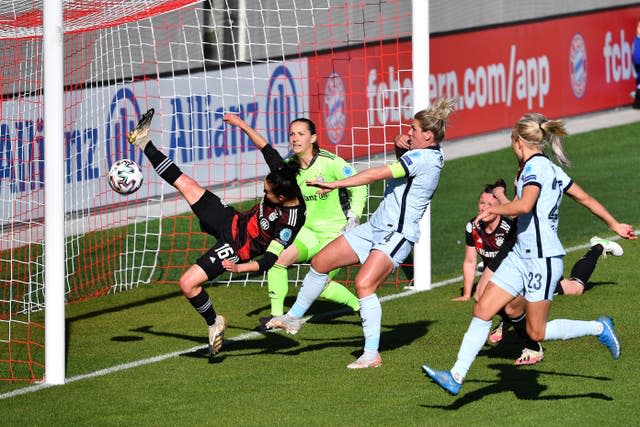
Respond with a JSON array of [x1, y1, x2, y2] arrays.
[[1, 232, 634, 400]]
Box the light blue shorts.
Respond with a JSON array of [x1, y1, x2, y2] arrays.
[[343, 221, 414, 270], [491, 251, 563, 302]]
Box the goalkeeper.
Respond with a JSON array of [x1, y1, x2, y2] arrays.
[[223, 114, 367, 329]]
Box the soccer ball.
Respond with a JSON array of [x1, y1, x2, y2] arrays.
[[108, 159, 144, 195]]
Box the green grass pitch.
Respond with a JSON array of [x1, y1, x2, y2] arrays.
[[2, 122, 639, 426]]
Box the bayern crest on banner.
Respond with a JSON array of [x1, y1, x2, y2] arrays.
[[323, 72, 347, 145], [569, 33, 587, 99]]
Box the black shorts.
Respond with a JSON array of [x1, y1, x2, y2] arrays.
[[195, 240, 240, 281], [191, 191, 239, 280], [190, 190, 236, 239]]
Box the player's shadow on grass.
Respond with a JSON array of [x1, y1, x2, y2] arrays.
[[476, 332, 536, 361], [273, 317, 432, 357], [420, 363, 612, 410], [65, 289, 185, 367], [244, 297, 341, 318], [125, 301, 429, 363], [128, 324, 300, 363], [66, 290, 184, 323]]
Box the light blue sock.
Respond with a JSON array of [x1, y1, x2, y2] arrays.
[[360, 294, 382, 353], [289, 267, 328, 318], [544, 319, 601, 340], [452, 317, 492, 380]]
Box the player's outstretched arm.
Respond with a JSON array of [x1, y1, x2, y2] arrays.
[[224, 113, 285, 171], [475, 185, 539, 226], [453, 245, 478, 302], [308, 164, 393, 191], [223, 113, 269, 150], [566, 182, 637, 240], [222, 258, 260, 273]]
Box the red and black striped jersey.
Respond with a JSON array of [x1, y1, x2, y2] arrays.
[[230, 144, 305, 261], [465, 216, 516, 265], [231, 197, 305, 261]]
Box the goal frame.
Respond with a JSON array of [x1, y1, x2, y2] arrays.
[[43, 0, 65, 386], [410, 0, 432, 291], [38, 0, 432, 385]]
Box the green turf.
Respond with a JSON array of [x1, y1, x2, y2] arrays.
[[2, 122, 639, 426]]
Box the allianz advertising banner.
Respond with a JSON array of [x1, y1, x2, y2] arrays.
[[0, 60, 308, 224]]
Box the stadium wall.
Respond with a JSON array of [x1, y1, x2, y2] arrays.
[[429, 0, 639, 34]]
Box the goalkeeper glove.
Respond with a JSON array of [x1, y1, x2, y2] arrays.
[[342, 210, 360, 232]]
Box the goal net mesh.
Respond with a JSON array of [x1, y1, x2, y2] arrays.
[[0, 0, 412, 382]]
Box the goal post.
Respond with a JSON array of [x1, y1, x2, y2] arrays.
[[43, 0, 66, 386], [410, 0, 432, 290]]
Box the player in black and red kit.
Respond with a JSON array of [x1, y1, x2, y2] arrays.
[[127, 109, 305, 359], [466, 206, 515, 274], [453, 179, 625, 365], [454, 180, 515, 303]]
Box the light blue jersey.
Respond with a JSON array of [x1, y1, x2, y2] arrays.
[[513, 154, 573, 259], [369, 146, 444, 242]]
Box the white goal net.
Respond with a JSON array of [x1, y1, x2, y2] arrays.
[[0, 0, 414, 382]]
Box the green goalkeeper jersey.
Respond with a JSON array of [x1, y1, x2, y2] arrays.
[[289, 149, 367, 235]]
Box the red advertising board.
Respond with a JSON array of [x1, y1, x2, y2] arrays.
[[308, 6, 640, 155]]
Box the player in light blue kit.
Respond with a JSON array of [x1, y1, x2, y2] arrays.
[[266, 98, 456, 369], [422, 112, 637, 395]]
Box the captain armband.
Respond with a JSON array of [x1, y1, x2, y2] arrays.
[[388, 161, 407, 179]]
